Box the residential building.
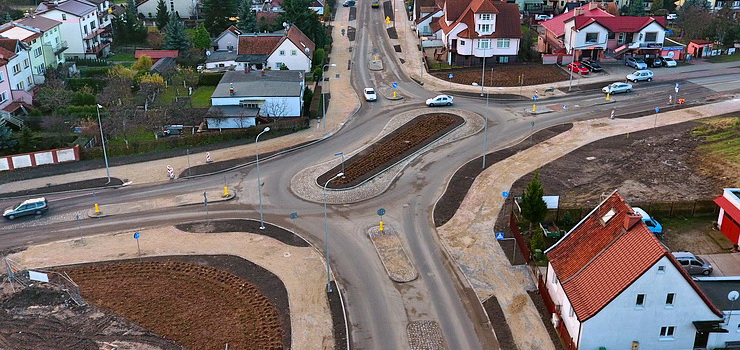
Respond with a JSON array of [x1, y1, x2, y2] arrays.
[[539, 3, 666, 61], [205, 26, 314, 72], [674, 0, 740, 11], [137, 0, 198, 19], [714, 189, 740, 246], [35, 0, 110, 58], [209, 70, 304, 128], [543, 191, 724, 350], [428, 0, 523, 65], [213, 25, 241, 52], [695, 277, 740, 349], [412, 0, 443, 37], [0, 61, 13, 111], [86, 0, 113, 36], [0, 15, 67, 85], [0, 39, 35, 108]]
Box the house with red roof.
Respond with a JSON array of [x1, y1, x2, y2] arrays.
[[538, 3, 666, 62], [0, 38, 35, 110], [544, 191, 725, 350], [205, 26, 314, 72], [714, 188, 740, 247], [428, 0, 523, 65], [134, 50, 179, 63]]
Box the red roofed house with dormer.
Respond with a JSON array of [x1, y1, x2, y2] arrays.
[[543, 191, 725, 350], [430, 0, 522, 65]]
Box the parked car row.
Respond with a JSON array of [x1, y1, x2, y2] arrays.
[[626, 55, 677, 69]]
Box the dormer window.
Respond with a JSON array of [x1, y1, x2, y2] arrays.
[[477, 24, 491, 33], [602, 208, 616, 223], [480, 13, 492, 20]]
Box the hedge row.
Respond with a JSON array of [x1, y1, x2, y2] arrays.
[[71, 57, 110, 66], [80, 67, 110, 78]]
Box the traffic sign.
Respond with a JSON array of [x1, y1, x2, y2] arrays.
[[392, 82, 398, 88], [203, 191, 208, 206], [532, 94, 538, 101], [502, 191, 509, 198], [674, 83, 680, 93], [377, 208, 386, 216], [495, 232, 505, 240], [655, 107, 660, 113], [290, 212, 298, 220], [134, 232, 140, 239], [448, 73, 454, 79]]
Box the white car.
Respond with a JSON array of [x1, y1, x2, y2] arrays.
[[426, 95, 453, 106], [662, 56, 677, 67], [626, 70, 654, 82], [534, 14, 553, 21], [666, 13, 678, 20], [602, 82, 633, 94], [363, 88, 377, 101]]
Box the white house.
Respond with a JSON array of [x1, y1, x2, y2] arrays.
[[207, 26, 314, 72], [213, 25, 242, 52], [0, 16, 67, 85], [431, 0, 522, 65], [544, 191, 725, 350], [0, 39, 35, 105], [137, 0, 197, 19], [35, 0, 110, 58], [714, 189, 740, 247], [208, 70, 304, 129]]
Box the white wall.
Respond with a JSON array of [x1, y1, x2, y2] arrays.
[[211, 96, 302, 117], [204, 59, 237, 69], [39, 9, 100, 57], [580, 257, 721, 350], [267, 40, 311, 72], [545, 263, 582, 344], [138, 0, 196, 19], [216, 32, 238, 51], [7, 49, 34, 92], [574, 23, 608, 50], [635, 22, 666, 45]]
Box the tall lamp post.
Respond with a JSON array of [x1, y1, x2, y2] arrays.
[[96, 104, 110, 184], [321, 63, 337, 136], [323, 172, 344, 293], [255, 126, 271, 229]]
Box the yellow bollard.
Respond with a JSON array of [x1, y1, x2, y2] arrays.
[[379, 221, 384, 232], [393, 91, 397, 98], [223, 186, 229, 197], [532, 104, 537, 112], [94, 203, 100, 213], [606, 93, 610, 101], [373, 55, 377, 62]]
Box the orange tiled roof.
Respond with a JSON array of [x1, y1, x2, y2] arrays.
[[547, 192, 723, 321], [238, 35, 282, 55], [437, 0, 520, 39]]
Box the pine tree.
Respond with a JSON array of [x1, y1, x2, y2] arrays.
[[626, 0, 645, 16], [114, 0, 147, 44], [162, 12, 191, 52], [236, 0, 257, 32], [649, 0, 663, 13], [202, 0, 236, 35], [520, 169, 548, 234], [155, 0, 169, 30], [191, 23, 212, 49]]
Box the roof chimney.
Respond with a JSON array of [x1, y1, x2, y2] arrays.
[[589, 2, 597, 10], [624, 211, 642, 231]]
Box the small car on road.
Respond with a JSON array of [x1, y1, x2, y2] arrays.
[[567, 62, 590, 75], [342, 0, 356, 6], [673, 252, 712, 275], [661, 56, 677, 67], [626, 69, 654, 82], [534, 14, 553, 21], [426, 95, 453, 106], [625, 56, 648, 70], [645, 57, 663, 68], [666, 13, 678, 20], [3, 197, 48, 220], [601, 82, 633, 94], [363, 88, 377, 101], [580, 58, 603, 72]]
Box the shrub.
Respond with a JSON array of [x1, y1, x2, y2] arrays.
[[198, 72, 225, 86], [71, 91, 97, 106], [67, 78, 106, 92], [79, 67, 110, 78]]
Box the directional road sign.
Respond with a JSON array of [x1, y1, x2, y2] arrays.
[[448, 73, 454, 79], [495, 232, 505, 240], [502, 191, 509, 198], [392, 82, 398, 88], [290, 212, 298, 220], [377, 208, 386, 217], [134, 232, 140, 239]]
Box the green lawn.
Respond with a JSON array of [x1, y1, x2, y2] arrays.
[[705, 54, 740, 63], [157, 85, 216, 108], [107, 53, 135, 62], [109, 128, 156, 146], [693, 116, 740, 162]]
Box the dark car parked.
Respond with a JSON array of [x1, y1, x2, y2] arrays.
[[645, 57, 663, 68], [580, 58, 604, 72]]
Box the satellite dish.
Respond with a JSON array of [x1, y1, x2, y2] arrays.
[[729, 291, 739, 302], [305, 47, 310, 54], [282, 21, 289, 30], [206, 50, 211, 56]]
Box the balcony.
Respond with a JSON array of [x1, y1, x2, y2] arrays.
[[50, 40, 68, 55], [83, 28, 106, 41], [85, 41, 110, 54]]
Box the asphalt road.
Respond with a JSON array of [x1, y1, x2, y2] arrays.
[[3, 9, 740, 350]]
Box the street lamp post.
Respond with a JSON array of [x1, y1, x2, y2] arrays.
[[480, 44, 487, 96], [321, 63, 337, 136], [323, 172, 344, 293], [96, 104, 110, 184], [255, 126, 271, 229]]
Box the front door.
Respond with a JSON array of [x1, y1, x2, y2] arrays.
[[693, 331, 709, 348]]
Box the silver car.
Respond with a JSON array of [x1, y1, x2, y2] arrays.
[[625, 56, 648, 70], [602, 82, 633, 94], [673, 252, 712, 275], [426, 95, 453, 107]]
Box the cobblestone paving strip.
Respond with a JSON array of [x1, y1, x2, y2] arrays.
[[407, 320, 448, 350], [367, 226, 418, 283], [290, 109, 484, 204]]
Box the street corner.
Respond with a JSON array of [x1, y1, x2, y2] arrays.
[[368, 57, 383, 71], [175, 189, 236, 206]]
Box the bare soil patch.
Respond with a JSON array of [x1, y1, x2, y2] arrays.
[[430, 64, 569, 87]]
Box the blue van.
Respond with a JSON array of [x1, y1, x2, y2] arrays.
[[633, 207, 663, 235]]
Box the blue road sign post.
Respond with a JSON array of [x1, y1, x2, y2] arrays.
[[494, 232, 517, 261], [290, 212, 298, 231], [392, 82, 398, 88], [377, 208, 386, 219], [654, 107, 660, 128], [502, 191, 509, 198], [133, 232, 141, 256], [495, 232, 505, 240], [448, 73, 454, 88]]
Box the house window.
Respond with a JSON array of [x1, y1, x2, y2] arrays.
[[659, 326, 675, 339], [618, 33, 626, 44], [91, 20, 96, 29], [275, 62, 283, 69], [0, 71, 4, 82], [569, 306, 574, 317], [497, 39, 510, 48], [585, 32, 599, 44], [658, 265, 665, 273], [607, 31, 615, 40], [16, 81, 24, 90], [459, 40, 465, 46], [34, 47, 42, 57], [480, 13, 491, 20], [23, 59, 30, 69], [478, 39, 491, 49], [291, 50, 297, 55], [498, 56, 509, 63], [477, 24, 491, 33], [279, 50, 286, 56], [0, 91, 7, 103], [665, 293, 675, 306], [27, 76, 32, 86], [636, 294, 645, 307], [645, 32, 657, 42], [12, 64, 20, 75], [62, 14, 66, 20], [84, 25, 88, 35]]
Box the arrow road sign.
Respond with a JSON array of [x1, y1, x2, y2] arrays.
[[675, 83, 680, 93], [495, 232, 505, 240], [392, 82, 398, 88], [290, 212, 298, 220], [448, 73, 454, 79], [377, 208, 386, 216], [134, 232, 140, 239], [502, 191, 509, 198]]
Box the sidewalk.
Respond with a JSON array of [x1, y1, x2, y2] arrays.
[[0, 9, 360, 196]]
